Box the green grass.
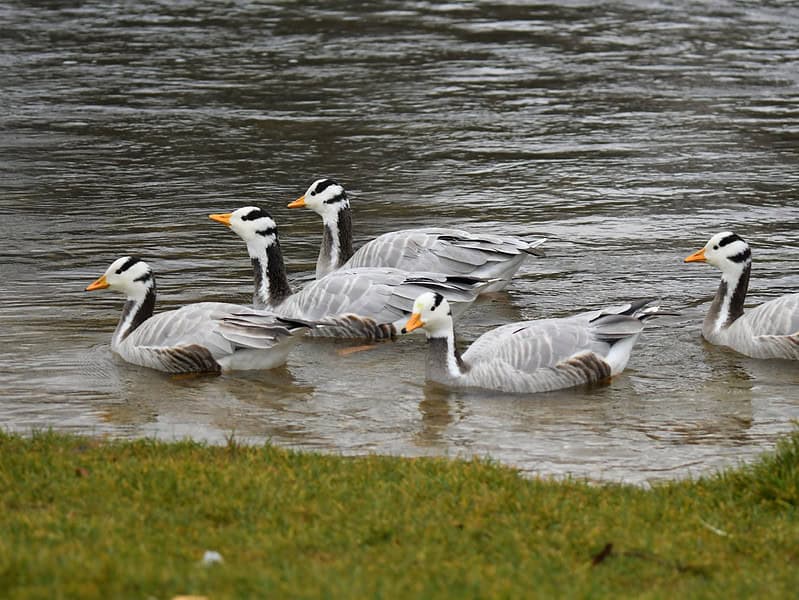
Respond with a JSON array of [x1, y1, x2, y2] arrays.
[[1, 429, 798, 599]]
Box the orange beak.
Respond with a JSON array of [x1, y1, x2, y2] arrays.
[[684, 248, 707, 263], [209, 213, 232, 226], [85, 274, 109, 292], [403, 312, 424, 333], [287, 195, 306, 209]]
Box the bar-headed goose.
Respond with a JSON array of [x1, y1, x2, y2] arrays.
[[85, 256, 312, 373], [287, 178, 546, 292], [403, 292, 659, 393], [684, 231, 798, 360], [209, 207, 488, 341]]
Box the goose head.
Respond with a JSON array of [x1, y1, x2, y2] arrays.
[[287, 178, 349, 220], [85, 256, 154, 300], [210, 206, 279, 253], [684, 231, 752, 276], [403, 292, 454, 338]]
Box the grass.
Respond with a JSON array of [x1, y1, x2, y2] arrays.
[[1, 430, 798, 599]]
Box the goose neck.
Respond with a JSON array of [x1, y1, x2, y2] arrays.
[[426, 330, 469, 384], [704, 262, 750, 337], [247, 239, 293, 308], [318, 206, 354, 278], [112, 282, 156, 347]]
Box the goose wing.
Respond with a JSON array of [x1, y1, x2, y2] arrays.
[[740, 293, 799, 359], [464, 317, 605, 372], [744, 293, 799, 336], [460, 311, 648, 392], [117, 303, 307, 372], [465, 300, 655, 365], [276, 269, 405, 323], [458, 318, 611, 393], [120, 302, 234, 351], [214, 312, 313, 349], [277, 268, 485, 324], [344, 228, 545, 279]]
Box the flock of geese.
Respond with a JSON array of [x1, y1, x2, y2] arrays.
[[85, 178, 799, 393]]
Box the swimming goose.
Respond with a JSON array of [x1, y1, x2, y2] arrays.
[[684, 232, 799, 360], [403, 292, 659, 393], [85, 256, 311, 373], [287, 178, 546, 292], [209, 207, 489, 340]]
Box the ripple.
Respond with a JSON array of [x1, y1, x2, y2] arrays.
[[1, 0, 798, 484]]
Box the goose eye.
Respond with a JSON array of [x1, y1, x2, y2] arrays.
[[713, 245, 719, 250], [310, 191, 316, 196]]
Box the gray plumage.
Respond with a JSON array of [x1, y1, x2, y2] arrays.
[[685, 231, 799, 360], [276, 267, 485, 339], [86, 257, 310, 373], [289, 178, 546, 292], [712, 295, 799, 358], [405, 293, 657, 393], [344, 228, 546, 292], [209, 207, 488, 341]]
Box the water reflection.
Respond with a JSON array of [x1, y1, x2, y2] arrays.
[[1, 0, 798, 483]]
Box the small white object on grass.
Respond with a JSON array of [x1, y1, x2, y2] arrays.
[[201, 550, 224, 565]]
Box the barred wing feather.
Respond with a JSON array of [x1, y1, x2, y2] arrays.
[[344, 228, 544, 283]]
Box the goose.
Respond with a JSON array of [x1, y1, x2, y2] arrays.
[[684, 231, 799, 360], [287, 178, 546, 292], [402, 292, 659, 393], [85, 256, 312, 373], [209, 207, 489, 341]]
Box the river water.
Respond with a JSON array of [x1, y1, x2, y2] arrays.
[[1, 1, 797, 484]]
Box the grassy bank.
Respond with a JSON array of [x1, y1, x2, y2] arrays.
[[1, 430, 798, 599]]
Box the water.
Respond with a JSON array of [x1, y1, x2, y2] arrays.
[[1, 0, 797, 484]]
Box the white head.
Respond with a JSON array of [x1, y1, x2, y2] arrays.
[[403, 292, 454, 338], [287, 178, 349, 221], [85, 256, 154, 300], [209, 206, 279, 250], [684, 231, 752, 276]]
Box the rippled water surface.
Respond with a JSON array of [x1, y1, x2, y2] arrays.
[[2, 1, 798, 483]]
